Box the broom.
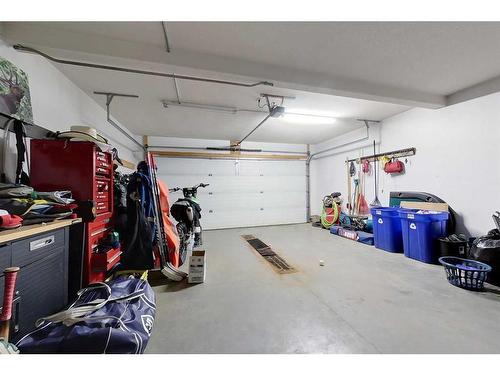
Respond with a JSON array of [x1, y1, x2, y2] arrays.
[[346, 158, 352, 215], [370, 140, 382, 207]]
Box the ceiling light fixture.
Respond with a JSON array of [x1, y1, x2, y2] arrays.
[[162, 100, 237, 114], [282, 112, 337, 125], [161, 100, 338, 124]]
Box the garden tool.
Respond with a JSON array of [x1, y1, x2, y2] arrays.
[[370, 140, 382, 207]]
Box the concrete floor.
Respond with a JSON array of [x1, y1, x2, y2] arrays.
[[147, 224, 500, 353]]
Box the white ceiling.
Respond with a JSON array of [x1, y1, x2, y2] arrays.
[[9, 22, 500, 97], [4, 22, 500, 143], [163, 22, 500, 96]]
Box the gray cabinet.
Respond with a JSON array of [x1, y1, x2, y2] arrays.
[[0, 227, 69, 342]]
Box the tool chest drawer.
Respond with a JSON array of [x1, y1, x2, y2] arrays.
[[0, 243, 10, 270], [85, 220, 119, 284], [88, 224, 113, 251], [91, 247, 121, 272], [96, 189, 110, 202], [95, 151, 112, 177], [12, 228, 66, 267], [95, 201, 110, 214], [95, 178, 112, 215]]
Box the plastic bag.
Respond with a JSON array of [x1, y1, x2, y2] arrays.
[[469, 230, 500, 286]]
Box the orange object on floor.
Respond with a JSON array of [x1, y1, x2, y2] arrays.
[[158, 179, 181, 267], [358, 193, 370, 215]]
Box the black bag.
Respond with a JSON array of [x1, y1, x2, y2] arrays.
[[122, 171, 155, 270], [114, 171, 130, 239], [469, 229, 500, 286]]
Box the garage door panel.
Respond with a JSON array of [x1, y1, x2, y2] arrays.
[[159, 158, 305, 178], [201, 191, 305, 209], [157, 157, 306, 229], [238, 160, 305, 176], [156, 158, 234, 176], [193, 176, 305, 193], [201, 206, 305, 229], [165, 178, 305, 196]]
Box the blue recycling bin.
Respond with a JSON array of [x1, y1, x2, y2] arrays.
[[371, 207, 404, 252], [399, 209, 449, 263]]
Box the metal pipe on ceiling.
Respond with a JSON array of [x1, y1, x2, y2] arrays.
[[234, 112, 274, 146], [307, 120, 375, 162], [240, 108, 338, 120], [93, 91, 145, 151], [161, 99, 341, 120], [305, 119, 378, 221], [162, 100, 238, 114], [161, 22, 171, 53], [172, 76, 181, 104], [13, 44, 274, 88]]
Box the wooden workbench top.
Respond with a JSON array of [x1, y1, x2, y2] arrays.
[[0, 218, 82, 244]]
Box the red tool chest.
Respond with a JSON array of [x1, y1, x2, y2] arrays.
[[30, 139, 120, 285]]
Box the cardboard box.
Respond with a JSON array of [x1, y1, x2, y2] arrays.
[[188, 250, 206, 283]]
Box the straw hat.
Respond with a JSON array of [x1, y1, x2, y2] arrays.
[[56, 126, 111, 151]]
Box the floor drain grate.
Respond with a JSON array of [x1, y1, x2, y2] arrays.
[[242, 235, 296, 274]]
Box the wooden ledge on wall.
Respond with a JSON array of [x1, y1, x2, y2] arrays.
[[114, 158, 136, 170], [151, 150, 307, 161]]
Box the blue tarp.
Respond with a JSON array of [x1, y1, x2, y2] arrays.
[[330, 225, 374, 245]]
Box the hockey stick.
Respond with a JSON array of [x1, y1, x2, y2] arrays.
[[146, 153, 187, 280], [0, 267, 20, 341]]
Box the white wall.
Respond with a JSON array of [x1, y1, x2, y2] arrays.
[[0, 36, 141, 173], [310, 123, 381, 217], [311, 93, 500, 236]]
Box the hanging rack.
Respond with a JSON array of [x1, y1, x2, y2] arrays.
[[0, 111, 51, 139], [345, 146, 416, 164], [1, 111, 137, 168]]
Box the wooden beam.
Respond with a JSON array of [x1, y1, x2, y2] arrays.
[[114, 158, 135, 170], [152, 150, 307, 161]]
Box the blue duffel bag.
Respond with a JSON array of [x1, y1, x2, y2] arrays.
[[16, 276, 156, 354]]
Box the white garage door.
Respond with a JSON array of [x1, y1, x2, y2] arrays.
[[156, 157, 307, 230]]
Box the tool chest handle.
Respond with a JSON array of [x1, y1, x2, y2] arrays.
[[29, 236, 55, 251]]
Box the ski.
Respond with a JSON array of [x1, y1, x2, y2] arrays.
[[146, 152, 187, 280]]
